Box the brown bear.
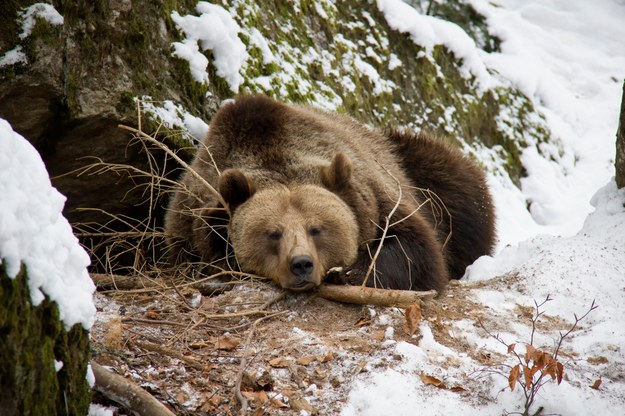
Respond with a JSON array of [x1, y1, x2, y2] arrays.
[[164, 95, 495, 293]]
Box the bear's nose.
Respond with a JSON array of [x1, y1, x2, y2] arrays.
[[290, 255, 314, 278]]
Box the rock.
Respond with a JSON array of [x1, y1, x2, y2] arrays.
[[0, 0, 555, 273], [1, 1, 210, 272]]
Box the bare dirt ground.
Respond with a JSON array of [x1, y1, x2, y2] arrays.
[[89, 272, 575, 415]]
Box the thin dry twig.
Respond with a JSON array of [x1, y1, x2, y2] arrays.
[[361, 162, 404, 287], [118, 123, 226, 208], [133, 340, 204, 370], [234, 309, 290, 415]]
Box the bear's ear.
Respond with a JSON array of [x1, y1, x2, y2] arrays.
[[320, 152, 352, 191], [218, 169, 257, 214]]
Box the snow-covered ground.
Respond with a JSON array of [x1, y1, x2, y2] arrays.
[[343, 1, 625, 414]]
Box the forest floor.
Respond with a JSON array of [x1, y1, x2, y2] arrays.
[[89, 272, 576, 416]]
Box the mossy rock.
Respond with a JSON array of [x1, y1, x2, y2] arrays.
[[0, 262, 91, 416]]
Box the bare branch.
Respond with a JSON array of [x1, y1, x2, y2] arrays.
[[118, 123, 227, 208], [361, 162, 404, 286], [317, 284, 436, 307]]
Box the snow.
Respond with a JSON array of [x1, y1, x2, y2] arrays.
[[87, 404, 115, 416], [0, 3, 64, 68], [248, 28, 275, 65], [19, 2, 64, 40], [0, 119, 96, 331], [472, 0, 625, 240], [171, 2, 248, 92], [379, 0, 625, 244], [344, 181, 625, 413], [0, 46, 27, 68], [138, 97, 209, 143], [377, 0, 493, 86], [345, 1, 625, 414]]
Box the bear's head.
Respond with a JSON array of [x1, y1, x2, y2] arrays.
[[218, 153, 359, 291]]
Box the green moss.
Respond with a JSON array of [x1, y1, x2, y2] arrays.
[[0, 1, 27, 53], [420, 0, 501, 52], [152, 0, 552, 183], [3, 0, 551, 184], [0, 262, 91, 415]]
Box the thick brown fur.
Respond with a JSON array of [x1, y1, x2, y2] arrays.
[[164, 95, 496, 292]]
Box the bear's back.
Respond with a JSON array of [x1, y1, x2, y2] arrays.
[[204, 96, 406, 193]]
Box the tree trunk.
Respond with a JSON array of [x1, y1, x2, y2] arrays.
[[616, 80, 625, 189], [0, 263, 91, 416]]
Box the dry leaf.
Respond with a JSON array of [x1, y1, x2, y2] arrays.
[[403, 303, 422, 336], [524, 344, 537, 364], [544, 358, 557, 380], [319, 352, 334, 363], [509, 364, 520, 391], [556, 361, 564, 384], [419, 373, 446, 389], [241, 372, 262, 392], [268, 357, 292, 368], [214, 335, 240, 350], [189, 341, 210, 349], [104, 316, 123, 349], [590, 378, 602, 390], [145, 310, 159, 320], [291, 398, 317, 413], [507, 343, 516, 354], [523, 365, 533, 387], [372, 330, 386, 341], [356, 360, 367, 373], [200, 392, 226, 410], [269, 397, 289, 408], [175, 391, 188, 404], [242, 391, 269, 403], [296, 356, 317, 366], [355, 316, 372, 327], [280, 389, 298, 398], [587, 356, 608, 365]]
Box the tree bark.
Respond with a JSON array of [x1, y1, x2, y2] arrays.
[[0, 264, 91, 416], [616, 80, 625, 189]]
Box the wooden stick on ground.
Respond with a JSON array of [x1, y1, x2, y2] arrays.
[[316, 284, 437, 308], [91, 361, 176, 416], [91, 273, 437, 308]]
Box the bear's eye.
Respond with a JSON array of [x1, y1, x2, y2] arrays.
[[268, 231, 282, 241], [309, 227, 322, 237]]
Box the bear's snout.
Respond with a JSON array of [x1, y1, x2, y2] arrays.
[[290, 255, 314, 278], [285, 255, 317, 290]]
